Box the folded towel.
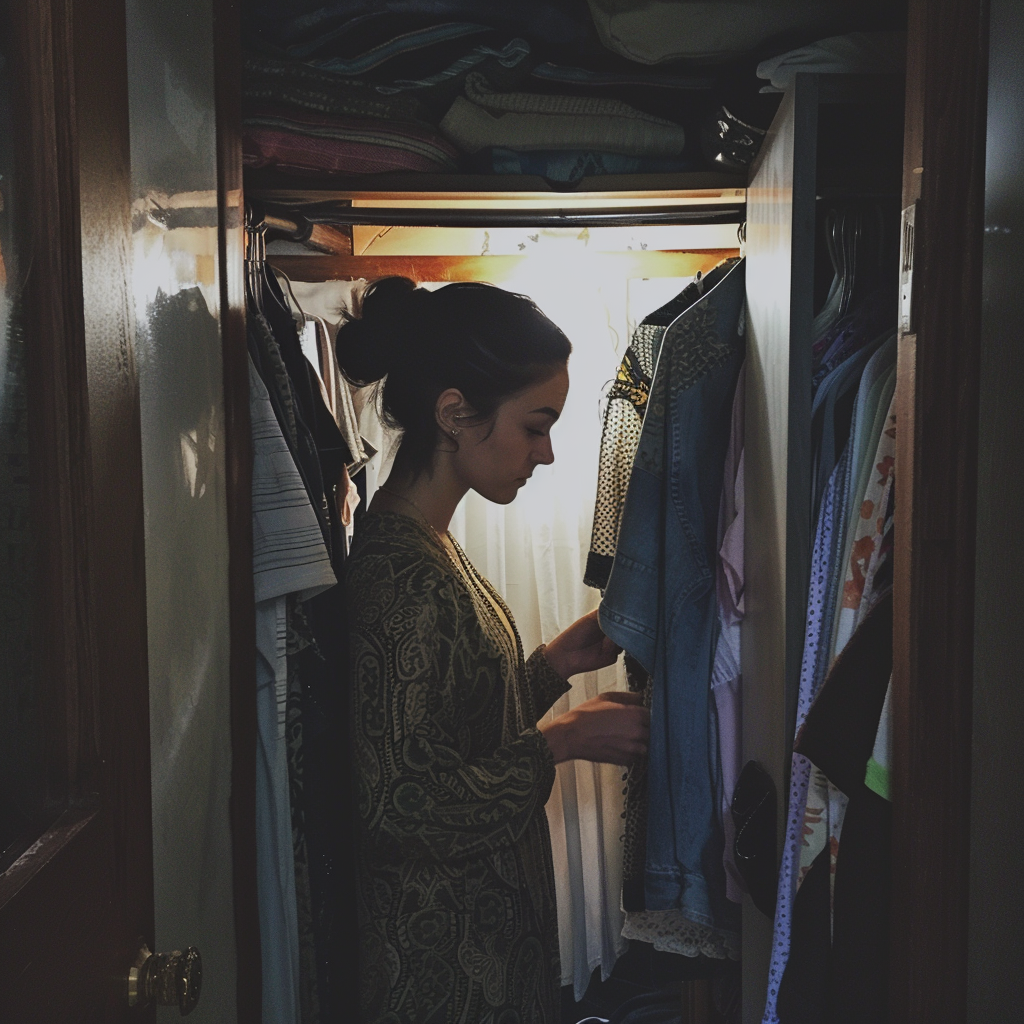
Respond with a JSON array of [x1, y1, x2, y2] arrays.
[[464, 70, 681, 119], [243, 106, 460, 174], [756, 32, 906, 92], [441, 72, 686, 155]]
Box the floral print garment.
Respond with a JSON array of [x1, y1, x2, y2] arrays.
[[347, 511, 570, 1024]]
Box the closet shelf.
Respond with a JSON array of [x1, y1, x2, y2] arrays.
[[244, 170, 747, 204]]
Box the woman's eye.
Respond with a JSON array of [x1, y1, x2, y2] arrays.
[[527, 428, 546, 437]]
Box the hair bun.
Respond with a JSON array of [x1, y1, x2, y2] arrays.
[[335, 276, 422, 385]]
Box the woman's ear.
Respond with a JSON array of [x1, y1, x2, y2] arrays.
[[435, 388, 475, 438]]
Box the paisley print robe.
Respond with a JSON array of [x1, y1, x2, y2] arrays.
[[346, 511, 570, 1023]]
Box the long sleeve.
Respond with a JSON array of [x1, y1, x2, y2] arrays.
[[526, 645, 571, 717], [350, 546, 557, 866]]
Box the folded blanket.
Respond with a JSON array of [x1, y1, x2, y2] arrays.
[[586, 0, 863, 65], [440, 71, 687, 155], [246, 2, 593, 62], [261, 19, 491, 66], [243, 105, 460, 174], [474, 147, 696, 181], [243, 53, 426, 122]]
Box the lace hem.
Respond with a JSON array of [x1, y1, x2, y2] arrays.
[[622, 910, 740, 961]]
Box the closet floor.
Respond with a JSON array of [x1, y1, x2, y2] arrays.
[[561, 942, 739, 1023]]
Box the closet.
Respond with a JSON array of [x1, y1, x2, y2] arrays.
[[241, 66, 905, 1024], [245, 182, 751, 1021], [0, 1, 996, 1023], [240, 59, 903, 1024]]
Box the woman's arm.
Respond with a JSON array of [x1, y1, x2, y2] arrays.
[[539, 690, 649, 765], [537, 610, 650, 764]]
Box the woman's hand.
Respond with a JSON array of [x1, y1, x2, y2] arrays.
[[539, 691, 650, 766], [544, 609, 621, 680]]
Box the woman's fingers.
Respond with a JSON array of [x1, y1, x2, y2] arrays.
[[599, 690, 644, 705]]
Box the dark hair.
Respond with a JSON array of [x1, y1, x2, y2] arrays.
[[336, 278, 572, 472]]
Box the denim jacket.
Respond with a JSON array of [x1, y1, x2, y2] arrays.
[[600, 257, 745, 932]]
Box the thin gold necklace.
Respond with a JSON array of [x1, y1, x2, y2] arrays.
[[378, 485, 451, 551]]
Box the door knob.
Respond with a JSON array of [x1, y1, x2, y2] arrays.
[[128, 944, 202, 1015]]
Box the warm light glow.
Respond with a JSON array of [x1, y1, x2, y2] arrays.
[[354, 222, 741, 257], [357, 227, 701, 541]]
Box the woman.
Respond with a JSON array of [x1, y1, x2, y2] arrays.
[[340, 277, 650, 1024]]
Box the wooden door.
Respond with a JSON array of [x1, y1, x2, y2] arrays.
[[891, 0, 989, 1021], [0, 2, 155, 1019]]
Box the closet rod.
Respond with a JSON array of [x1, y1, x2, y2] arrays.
[[269, 203, 744, 229]]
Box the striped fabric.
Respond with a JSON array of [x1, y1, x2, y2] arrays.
[[279, 20, 489, 66], [243, 105, 460, 174], [370, 37, 531, 95], [250, 356, 337, 604], [243, 53, 427, 122]]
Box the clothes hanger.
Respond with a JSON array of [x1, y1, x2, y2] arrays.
[[839, 207, 861, 319], [245, 201, 294, 319], [244, 204, 265, 315], [273, 264, 308, 324]]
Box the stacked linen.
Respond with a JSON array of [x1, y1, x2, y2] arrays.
[[240, 11, 716, 181], [244, 2, 915, 182], [441, 71, 693, 180], [244, 1, 596, 66], [243, 102, 461, 175], [243, 52, 461, 175]]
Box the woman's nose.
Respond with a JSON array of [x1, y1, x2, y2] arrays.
[[535, 436, 555, 466]]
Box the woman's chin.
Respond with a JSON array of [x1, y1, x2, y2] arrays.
[[477, 479, 527, 505]]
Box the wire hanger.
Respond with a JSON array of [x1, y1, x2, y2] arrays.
[[245, 201, 294, 319], [244, 203, 266, 315]]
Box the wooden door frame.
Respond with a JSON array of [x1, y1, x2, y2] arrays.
[[213, 0, 261, 1019], [892, 0, 990, 1020], [0, 0, 155, 1018]]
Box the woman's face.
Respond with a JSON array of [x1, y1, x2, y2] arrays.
[[454, 363, 570, 505]]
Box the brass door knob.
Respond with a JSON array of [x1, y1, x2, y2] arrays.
[[128, 944, 202, 1015]]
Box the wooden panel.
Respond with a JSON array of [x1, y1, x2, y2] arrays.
[[72, 0, 157, 1013], [967, 2, 1024, 1015], [214, 0, 260, 1018], [740, 74, 818, 1024], [1, 0, 156, 1019], [267, 249, 738, 284], [9, 0, 95, 817], [891, 0, 990, 1020]]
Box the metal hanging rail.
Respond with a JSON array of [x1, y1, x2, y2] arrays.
[[287, 202, 744, 229]]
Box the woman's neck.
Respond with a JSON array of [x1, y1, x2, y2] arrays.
[[376, 458, 466, 535]]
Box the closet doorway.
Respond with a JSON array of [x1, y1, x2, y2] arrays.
[[254, 195, 744, 1007], [0, 0, 999, 1022]]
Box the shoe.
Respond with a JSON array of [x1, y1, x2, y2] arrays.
[[731, 760, 778, 917]]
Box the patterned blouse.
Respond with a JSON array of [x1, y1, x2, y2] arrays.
[[346, 510, 570, 1023]]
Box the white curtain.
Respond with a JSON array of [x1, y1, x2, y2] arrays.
[[346, 266, 692, 999]]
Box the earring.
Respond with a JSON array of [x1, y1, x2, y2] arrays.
[[451, 428, 460, 436]]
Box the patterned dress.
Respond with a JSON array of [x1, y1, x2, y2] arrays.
[[346, 510, 570, 1024]]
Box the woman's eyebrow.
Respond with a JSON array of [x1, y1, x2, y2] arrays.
[[529, 406, 560, 420]]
